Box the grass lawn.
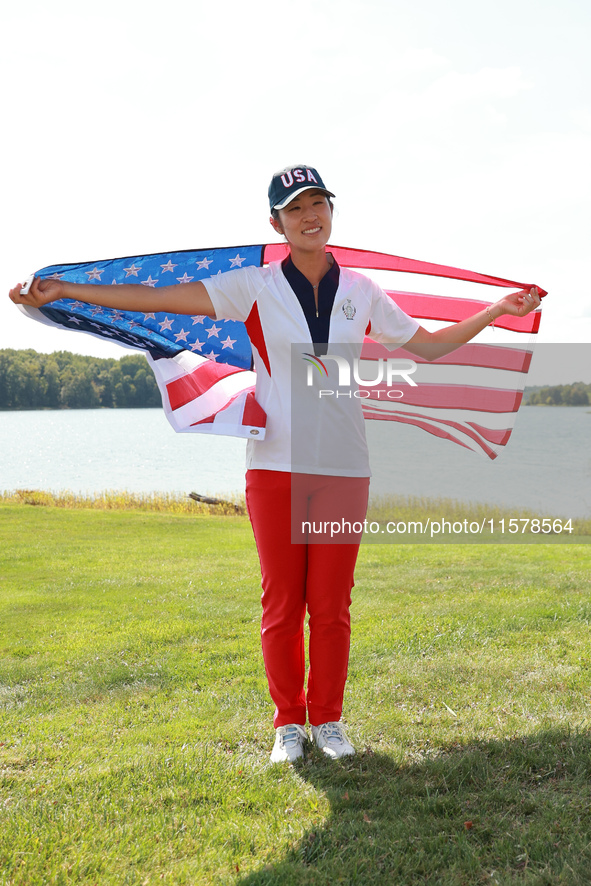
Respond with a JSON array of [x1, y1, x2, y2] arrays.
[[1, 501, 591, 885]]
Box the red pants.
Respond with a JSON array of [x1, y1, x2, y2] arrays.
[[245, 470, 369, 728]]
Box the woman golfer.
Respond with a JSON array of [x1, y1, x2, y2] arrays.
[[9, 164, 541, 763]]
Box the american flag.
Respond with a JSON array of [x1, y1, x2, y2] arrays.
[[19, 243, 545, 458]]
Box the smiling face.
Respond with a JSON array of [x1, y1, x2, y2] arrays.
[[270, 189, 333, 253]]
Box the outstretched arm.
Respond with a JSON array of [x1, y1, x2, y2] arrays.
[[404, 287, 542, 360], [9, 276, 216, 318]]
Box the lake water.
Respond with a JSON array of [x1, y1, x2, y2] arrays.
[[0, 406, 589, 518]]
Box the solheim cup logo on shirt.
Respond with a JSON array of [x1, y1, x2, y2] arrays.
[[342, 299, 356, 320], [302, 353, 418, 400]]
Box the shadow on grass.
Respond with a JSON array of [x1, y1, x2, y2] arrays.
[[238, 728, 591, 886]]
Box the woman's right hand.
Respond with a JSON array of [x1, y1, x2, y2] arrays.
[[9, 277, 65, 308]]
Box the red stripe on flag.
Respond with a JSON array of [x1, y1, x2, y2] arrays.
[[188, 387, 252, 427], [362, 409, 478, 454], [361, 342, 533, 373], [187, 387, 266, 430], [166, 361, 244, 411], [386, 291, 541, 334], [365, 384, 523, 413], [466, 421, 513, 446], [362, 407, 499, 458], [263, 243, 290, 263], [263, 244, 547, 296]]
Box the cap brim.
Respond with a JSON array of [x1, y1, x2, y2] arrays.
[[273, 186, 335, 211]]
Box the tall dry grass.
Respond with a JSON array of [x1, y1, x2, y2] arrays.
[[0, 488, 246, 516]]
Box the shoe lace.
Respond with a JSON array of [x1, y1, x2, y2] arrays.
[[318, 722, 347, 745], [279, 724, 306, 749]]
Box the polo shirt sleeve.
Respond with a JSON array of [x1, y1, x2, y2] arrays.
[[202, 266, 264, 322], [367, 280, 420, 345]]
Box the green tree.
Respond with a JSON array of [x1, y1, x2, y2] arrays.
[[0, 349, 166, 410], [562, 383, 589, 406], [60, 366, 101, 409], [42, 358, 61, 408]]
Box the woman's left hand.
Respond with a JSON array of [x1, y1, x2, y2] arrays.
[[493, 287, 542, 319]]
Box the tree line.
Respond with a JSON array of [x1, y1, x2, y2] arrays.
[[1, 349, 589, 411], [0, 349, 162, 410], [525, 383, 590, 406]]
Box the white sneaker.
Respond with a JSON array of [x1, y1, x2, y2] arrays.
[[270, 724, 308, 763], [311, 721, 355, 759]]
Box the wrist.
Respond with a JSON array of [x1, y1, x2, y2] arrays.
[[61, 281, 76, 300], [486, 304, 502, 325]]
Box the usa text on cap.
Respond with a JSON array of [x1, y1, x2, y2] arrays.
[[268, 165, 335, 211]]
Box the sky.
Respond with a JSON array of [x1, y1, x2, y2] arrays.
[[1, 0, 590, 364]]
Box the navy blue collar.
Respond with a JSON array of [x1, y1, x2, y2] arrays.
[[281, 254, 340, 355]]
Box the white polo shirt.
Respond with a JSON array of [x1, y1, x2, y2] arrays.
[[203, 260, 419, 476]]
